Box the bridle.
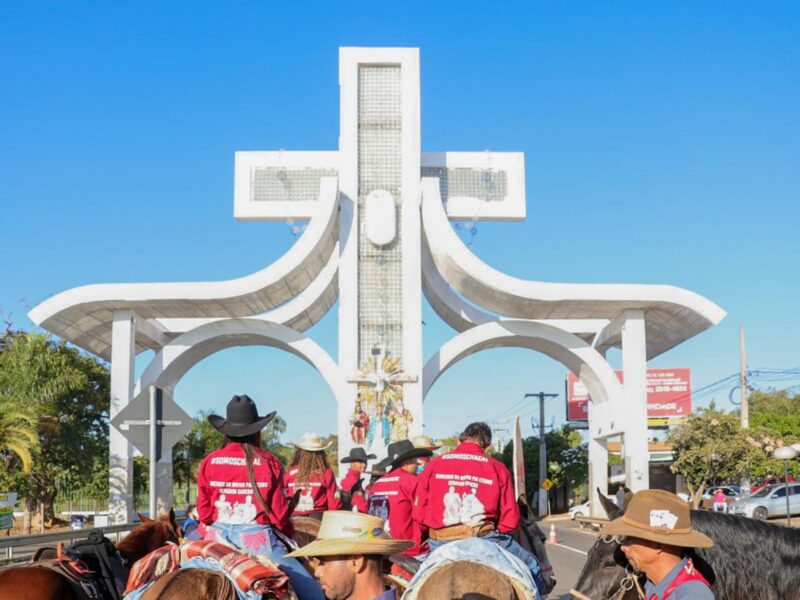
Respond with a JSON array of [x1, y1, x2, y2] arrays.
[[570, 535, 646, 600]]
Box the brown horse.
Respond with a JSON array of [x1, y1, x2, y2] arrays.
[[137, 516, 320, 600], [0, 510, 181, 600]]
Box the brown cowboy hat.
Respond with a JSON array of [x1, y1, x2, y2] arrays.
[[285, 511, 412, 558], [603, 489, 713, 549]]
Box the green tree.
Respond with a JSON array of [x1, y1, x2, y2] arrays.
[[668, 408, 763, 508], [0, 331, 109, 532], [0, 405, 38, 472], [748, 389, 800, 440]]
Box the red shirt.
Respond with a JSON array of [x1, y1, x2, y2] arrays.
[[414, 441, 519, 533], [341, 468, 369, 512], [368, 468, 424, 555], [197, 443, 292, 534], [284, 467, 342, 514]]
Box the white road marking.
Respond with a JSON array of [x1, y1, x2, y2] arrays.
[[548, 542, 589, 556]]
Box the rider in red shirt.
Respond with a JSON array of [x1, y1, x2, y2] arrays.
[[414, 422, 542, 594], [368, 440, 432, 557], [284, 433, 342, 518], [195, 395, 323, 600], [339, 447, 375, 513]]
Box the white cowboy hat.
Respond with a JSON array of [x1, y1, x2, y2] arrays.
[[285, 511, 412, 558], [412, 435, 442, 451], [293, 432, 333, 452]]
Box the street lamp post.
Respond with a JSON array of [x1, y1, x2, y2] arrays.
[[773, 446, 797, 527]]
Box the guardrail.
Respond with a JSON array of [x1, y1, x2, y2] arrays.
[[574, 515, 609, 531], [1, 515, 185, 566]]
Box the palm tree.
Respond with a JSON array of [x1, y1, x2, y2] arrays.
[[0, 406, 38, 472]]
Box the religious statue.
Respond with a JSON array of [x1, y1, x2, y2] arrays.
[[350, 399, 370, 445], [388, 398, 412, 442]]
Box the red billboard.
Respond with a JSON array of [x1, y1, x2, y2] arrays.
[[566, 368, 692, 422]]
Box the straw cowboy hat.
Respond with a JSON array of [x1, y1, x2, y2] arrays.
[[603, 489, 713, 549], [285, 511, 413, 558], [293, 432, 333, 452], [207, 395, 276, 438], [341, 447, 377, 464], [412, 435, 441, 451]]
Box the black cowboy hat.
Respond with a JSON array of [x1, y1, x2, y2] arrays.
[[386, 439, 432, 470], [341, 447, 377, 464], [208, 395, 276, 438]]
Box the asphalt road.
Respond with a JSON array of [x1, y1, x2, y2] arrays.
[[541, 518, 598, 599]]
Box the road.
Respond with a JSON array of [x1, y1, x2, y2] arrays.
[[541, 518, 598, 599]]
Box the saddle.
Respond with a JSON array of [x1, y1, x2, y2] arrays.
[[30, 530, 125, 600]]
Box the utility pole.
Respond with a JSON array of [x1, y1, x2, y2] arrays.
[[526, 392, 558, 517], [740, 326, 751, 495]]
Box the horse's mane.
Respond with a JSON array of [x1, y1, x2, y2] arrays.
[[116, 516, 176, 563], [690, 509, 800, 600]]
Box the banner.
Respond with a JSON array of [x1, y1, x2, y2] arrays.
[[566, 368, 692, 423], [0, 492, 18, 530]]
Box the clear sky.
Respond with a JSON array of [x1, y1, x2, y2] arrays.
[[2, 1, 798, 445]]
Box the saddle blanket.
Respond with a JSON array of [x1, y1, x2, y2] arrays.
[[124, 540, 288, 599]]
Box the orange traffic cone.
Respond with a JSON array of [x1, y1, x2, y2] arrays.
[[547, 523, 558, 544]]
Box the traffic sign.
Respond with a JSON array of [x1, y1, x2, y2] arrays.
[[542, 478, 554, 490], [111, 387, 194, 461]]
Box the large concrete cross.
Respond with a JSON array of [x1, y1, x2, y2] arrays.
[[234, 48, 526, 456]]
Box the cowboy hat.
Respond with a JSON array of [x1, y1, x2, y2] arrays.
[[385, 439, 432, 470], [412, 435, 441, 451], [603, 489, 713, 549], [293, 432, 333, 452], [285, 511, 412, 558], [207, 395, 276, 438], [341, 447, 377, 464]]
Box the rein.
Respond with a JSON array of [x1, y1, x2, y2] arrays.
[[570, 535, 646, 600]]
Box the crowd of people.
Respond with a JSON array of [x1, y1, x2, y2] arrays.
[[182, 394, 713, 599]]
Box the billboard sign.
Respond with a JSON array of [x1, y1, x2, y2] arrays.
[[0, 492, 17, 530], [566, 368, 692, 424]]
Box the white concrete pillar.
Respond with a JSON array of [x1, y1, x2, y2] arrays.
[[154, 388, 175, 515], [109, 310, 136, 523], [621, 309, 649, 492], [588, 435, 609, 518]]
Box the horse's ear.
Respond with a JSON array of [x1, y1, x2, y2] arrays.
[[597, 488, 622, 519], [168, 507, 176, 524], [136, 512, 153, 524]]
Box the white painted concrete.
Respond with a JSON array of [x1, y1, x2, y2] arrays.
[[109, 310, 135, 523], [621, 310, 649, 492]]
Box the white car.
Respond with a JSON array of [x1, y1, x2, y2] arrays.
[[569, 501, 590, 520]]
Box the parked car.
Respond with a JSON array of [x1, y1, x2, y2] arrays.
[[730, 482, 800, 520], [751, 475, 795, 494], [568, 500, 590, 520]]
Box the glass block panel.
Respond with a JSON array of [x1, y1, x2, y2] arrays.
[[251, 167, 338, 203], [357, 65, 404, 367], [421, 167, 508, 203]]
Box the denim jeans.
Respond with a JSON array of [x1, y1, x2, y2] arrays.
[[428, 532, 543, 597], [206, 522, 324, 600]]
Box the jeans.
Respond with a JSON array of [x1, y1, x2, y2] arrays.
[[207, 522, 324, 600], [712, 502, 728, 513], [428, 532, 543, 597]]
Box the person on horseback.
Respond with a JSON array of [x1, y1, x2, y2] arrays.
[[602, 489, 714, 600], [413, 421, 544, 593], [285, 432, 343, 519], [411, 435, 441, 474], [286, 511, 413, 600], [368, 440, 433, 563], [197, 394, 324, 600], [340, 447, 376, 512]]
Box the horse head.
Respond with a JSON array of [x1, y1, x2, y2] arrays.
[[118, 508, 181, 564], [570, 489, 643, 600]]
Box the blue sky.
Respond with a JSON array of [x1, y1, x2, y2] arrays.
[[2, 1, 798, 444]]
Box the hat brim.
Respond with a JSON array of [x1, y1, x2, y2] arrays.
[[293, 441, 334, 452], [341, 454, 376, 464], [602, 516, 714, 549], [207, 411, 276, 437], [389, 447, 433, 469], [285, 537, 413, 558]]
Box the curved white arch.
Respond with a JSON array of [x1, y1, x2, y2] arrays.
[[131, 319, 347, 408], [423, 320, 624, 436], [29, 177, 341, 358], [421, 177, 726, 358]]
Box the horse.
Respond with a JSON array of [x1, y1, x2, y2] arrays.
[[571, 491, 800, 600], [0, 510, 181, 600], [134, 515, 321, 600]]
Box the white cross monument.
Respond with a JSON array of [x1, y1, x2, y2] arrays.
[[30, 47, 725, 522]]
